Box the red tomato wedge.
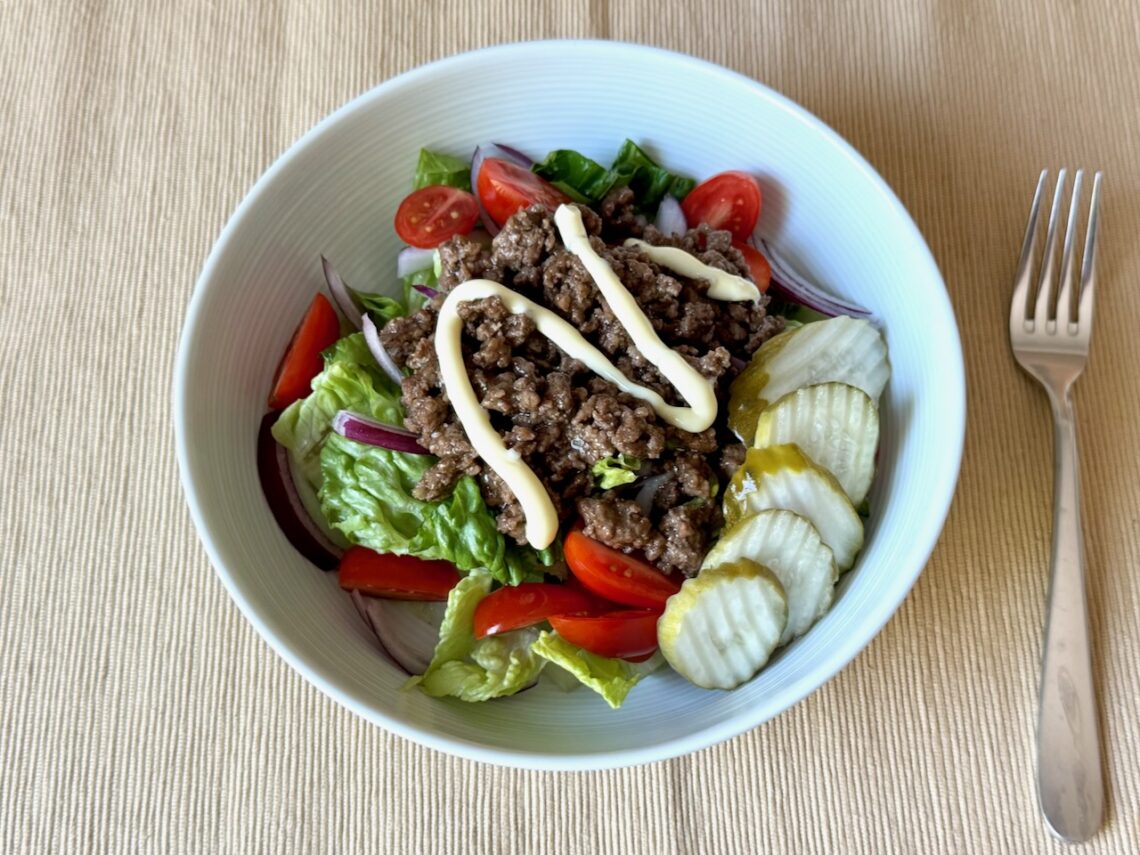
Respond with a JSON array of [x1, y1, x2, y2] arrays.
[[476, 157, 570, 226], [338, 546, 460, 601], [549, 610, 661, 660], [394, 185, 480, 248], [472, 583, 602, 639], [681, 171, 762, 241], [563, 530, 681, 609], [267, 293, 341, 409], [733, 241, 772, 292]]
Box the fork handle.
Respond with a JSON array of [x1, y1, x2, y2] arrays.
[[1037, 392, 1104, 842]]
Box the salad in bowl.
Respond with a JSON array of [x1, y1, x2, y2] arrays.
[[259, 139, 890, 709]]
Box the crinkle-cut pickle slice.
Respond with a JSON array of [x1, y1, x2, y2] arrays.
[[727, 316, 889, 442], [702, 509, 836, 645], [724, 444, 864, 571], [657, 559, 787, 690], [753, 382, 879, 506]]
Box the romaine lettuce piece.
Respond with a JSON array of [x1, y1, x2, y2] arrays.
[[609, 139, 696, 207], [412, 148, 472, 191], [532, 150, 616, 203], [409, 574, 546, 702], [354, 293, 407, 326], [531, 139, 695, 209], [531, 631, 659, 709], [591, 454, 641, 490], [271, 333, 404, 487], [318, 433, 543, 585]]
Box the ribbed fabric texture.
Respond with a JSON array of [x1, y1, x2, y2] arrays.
[[2, 1, 1139, 852]]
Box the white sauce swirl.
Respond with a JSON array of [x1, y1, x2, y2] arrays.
[[434, 205, 758, 549]]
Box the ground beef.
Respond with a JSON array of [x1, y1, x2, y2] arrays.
[[578, 496, 664, 556], [379, 201, 785, 575]]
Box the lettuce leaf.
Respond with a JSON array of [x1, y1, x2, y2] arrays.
[[532, 139, 695, 209], [318, 433, 544, 585], [355, 293, 407, 326], [531, 150, 615, 203], [591, 454, 641, 490], [412, 148, 471, 191], [271, 334, 404, 488], [531, 631, 660, 709], [609, 139, 696, 207], [408, 574, 546, 701]]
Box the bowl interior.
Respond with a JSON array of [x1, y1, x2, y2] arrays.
[[175, 41, 964, 769]]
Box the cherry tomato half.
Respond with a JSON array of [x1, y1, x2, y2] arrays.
[[681, 171, 762, 241], [733, 241, 772, 292], [394, 185, 480, 249], [473, 583, 602, 639], [267, 293, 341, 409], [475, 158, 569, 226], [563, 530, 680, 610], [549, 610, 661, 660], [338, 546, 460, 601]]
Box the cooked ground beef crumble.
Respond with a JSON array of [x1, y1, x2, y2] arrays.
[[381, 188, 784, 576]]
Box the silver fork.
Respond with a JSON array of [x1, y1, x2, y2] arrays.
[[1009, 169, 1104, 843]]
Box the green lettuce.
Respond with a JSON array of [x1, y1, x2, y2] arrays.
[[271, 334, 404, 487], [318, 433, 546, 584], [531, 631, 661, 709], [355, 293, 407, 326], [408, 574, 546, 701], [609, 139, 696, 207], [591, 454, 641, 490], [412, 148, 471, 191], [531, 150, 614, 203], [532, 139, 695, 209]]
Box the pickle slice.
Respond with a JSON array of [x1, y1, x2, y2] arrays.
[[727, 316, 889, 442], [724, 444, 864, 571], [702, 509, 836, 645], [753, 382, 879, 506], [657, 559, 787, 690]]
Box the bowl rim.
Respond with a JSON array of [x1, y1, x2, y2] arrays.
[[173, 38, 966, 770]]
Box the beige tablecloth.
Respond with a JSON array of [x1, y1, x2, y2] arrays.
[[4, 1, 1140, 852]]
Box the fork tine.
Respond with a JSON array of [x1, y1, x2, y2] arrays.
[[1034, 169, 1068, 325], [1011, 170, 1048, 323], [1055, 170, 1084, 330], [1077, 171, 1103, 332]]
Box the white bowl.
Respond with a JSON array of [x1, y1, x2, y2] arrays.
[[174, 40, 965, 770]]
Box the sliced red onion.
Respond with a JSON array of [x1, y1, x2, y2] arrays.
[[654, 195, 687, 236], [331, 410, 427, 454], [412, 284, 439, 299], [396, 246, 436, 279], [470, 143, 533, 236], [753, 237, 872, 319], [361, 314, 403, 386], [321, 255, 364, 329], [634, 474, 673, 516], [257, 413, 343, 570], [350, 590, 446, 675]]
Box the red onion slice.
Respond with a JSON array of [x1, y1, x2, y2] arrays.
[[350, 590, 446, 675], [470, 143, 534, 236], [331, 410, 427, 454], [321, 255, 364, 329], [257, 413, 343, 570], [361, 314, 404, 386], [412, 284, 439, 299], [654, 195, 687, 236], [634, 474, 673, 516], [396, 246, 435, 279], [753, 237, 872, 319]]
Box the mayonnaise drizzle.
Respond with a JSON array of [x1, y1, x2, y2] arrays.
[[434, 204, 748, 549], [624, 238, 761, 302]]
